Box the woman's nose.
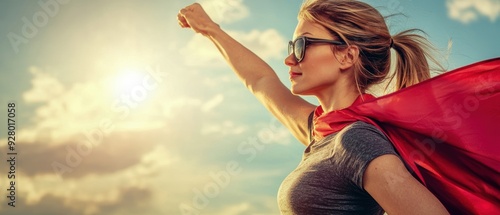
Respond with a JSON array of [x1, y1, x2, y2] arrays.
[[284, 53, 297, 66]]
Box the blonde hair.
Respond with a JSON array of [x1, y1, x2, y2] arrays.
[[299, 0, 443, 93]]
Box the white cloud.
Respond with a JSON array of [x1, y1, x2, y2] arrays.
[[180, 34, 226, 67], [201, 120, 247, 136], [18, 144, 176, 211], [257, 123, 293, 145], [227, 29, 287, 61], [201, 94, 224, 112], [198, 0, 249, 24], [19, 69, 117, 145], [22, 67, 65, 103], [181, 29, 287, 67], [202, 74, 235, 88], [160, 97, 203, 118], [17, 67, 181, 146], [212, 202, 251, 215], [446, 0, 500, 24]]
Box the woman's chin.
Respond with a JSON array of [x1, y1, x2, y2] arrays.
[[290, 88, 301, 95]]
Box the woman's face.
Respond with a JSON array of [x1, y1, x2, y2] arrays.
[[285, 19, 344, 96]]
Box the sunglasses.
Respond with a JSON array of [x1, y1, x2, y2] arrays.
[[288, 36, 346, 63]]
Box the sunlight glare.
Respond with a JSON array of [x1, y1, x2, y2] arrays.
[[113, 67, 144, 95]]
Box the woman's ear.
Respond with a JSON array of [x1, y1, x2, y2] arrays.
[[339, 45, 360, 70]]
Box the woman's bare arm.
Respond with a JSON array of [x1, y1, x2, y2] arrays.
[[178, 3, 316, 145], [364, 155, 449, 215]]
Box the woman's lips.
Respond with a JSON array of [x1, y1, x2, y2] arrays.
[[289, 72, 302, 78]]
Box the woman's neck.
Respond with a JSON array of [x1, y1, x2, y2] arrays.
[[316, 86, 360, 113]]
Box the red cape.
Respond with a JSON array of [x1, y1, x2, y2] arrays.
[[312, 58, 500, 214]]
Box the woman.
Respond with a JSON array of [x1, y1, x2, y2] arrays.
[[177, 0, 450, 214]]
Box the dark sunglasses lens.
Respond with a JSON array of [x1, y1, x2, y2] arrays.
[[294, 38, 304, 61]]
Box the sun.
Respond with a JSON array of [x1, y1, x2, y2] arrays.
[[112, 67, 144, 96]]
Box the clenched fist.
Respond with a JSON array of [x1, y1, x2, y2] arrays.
[[177, 3, 219, 36]]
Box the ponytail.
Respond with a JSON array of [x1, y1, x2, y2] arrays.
[[390, 29, 443, 91]]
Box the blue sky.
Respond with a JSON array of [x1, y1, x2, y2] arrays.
[[0, 0, 498, 214]]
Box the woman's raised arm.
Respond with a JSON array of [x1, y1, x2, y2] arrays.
[[178, 3, 316, 145]]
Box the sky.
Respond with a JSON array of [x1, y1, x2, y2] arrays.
[[0, 0, 498, 214]]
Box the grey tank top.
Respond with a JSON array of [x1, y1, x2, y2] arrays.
[[277, 119, 399, 215]]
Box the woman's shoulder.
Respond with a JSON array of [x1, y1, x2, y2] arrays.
[[341, 121, 388, 142], [347, 121, 383, 132], [336, 121, 396, 156]]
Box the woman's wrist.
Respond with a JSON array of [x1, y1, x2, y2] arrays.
[[203, 22, 221, 37]]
